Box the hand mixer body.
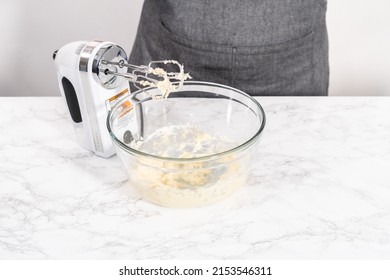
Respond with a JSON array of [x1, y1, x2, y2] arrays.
[[54, 41, 130, 158]]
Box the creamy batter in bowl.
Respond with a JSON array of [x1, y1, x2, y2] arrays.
[[107, 82, 266, 207]]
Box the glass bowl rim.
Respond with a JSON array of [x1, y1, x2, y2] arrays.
[[106, 81, 266, 162]]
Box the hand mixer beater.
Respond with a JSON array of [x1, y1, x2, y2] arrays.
[[101, 59, 191, 100], [53, 40, 191, 158]]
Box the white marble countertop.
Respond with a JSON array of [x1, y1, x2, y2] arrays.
[[1, 96, 390, 259]]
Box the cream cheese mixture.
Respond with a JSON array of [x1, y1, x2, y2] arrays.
[[124, 124, 250, 207], [139, 60, 192, 99]]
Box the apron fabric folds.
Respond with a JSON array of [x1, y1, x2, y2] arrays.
[[129, 0, 329, 96]]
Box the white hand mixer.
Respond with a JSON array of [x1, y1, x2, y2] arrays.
[[53, 40, 189, 158]]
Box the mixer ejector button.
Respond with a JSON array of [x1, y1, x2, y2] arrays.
[[123, 130, 134, 144]]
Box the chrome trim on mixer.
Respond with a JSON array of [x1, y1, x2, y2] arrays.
[[78, 41, 102, 72], [91, 44, 128, 89]]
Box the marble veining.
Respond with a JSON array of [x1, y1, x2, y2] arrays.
[[0, 96, 390, 259]]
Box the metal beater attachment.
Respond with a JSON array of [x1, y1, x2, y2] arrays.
[[101, 59, 191, 99]]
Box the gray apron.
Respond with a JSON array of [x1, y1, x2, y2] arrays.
[[129, 0, 329, 96]]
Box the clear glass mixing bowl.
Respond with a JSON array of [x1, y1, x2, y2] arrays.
[[107, 81, 266, 207]]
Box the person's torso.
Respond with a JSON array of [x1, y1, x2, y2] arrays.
[[130, 0, 329, 96], [156, 0, 326, 47]]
